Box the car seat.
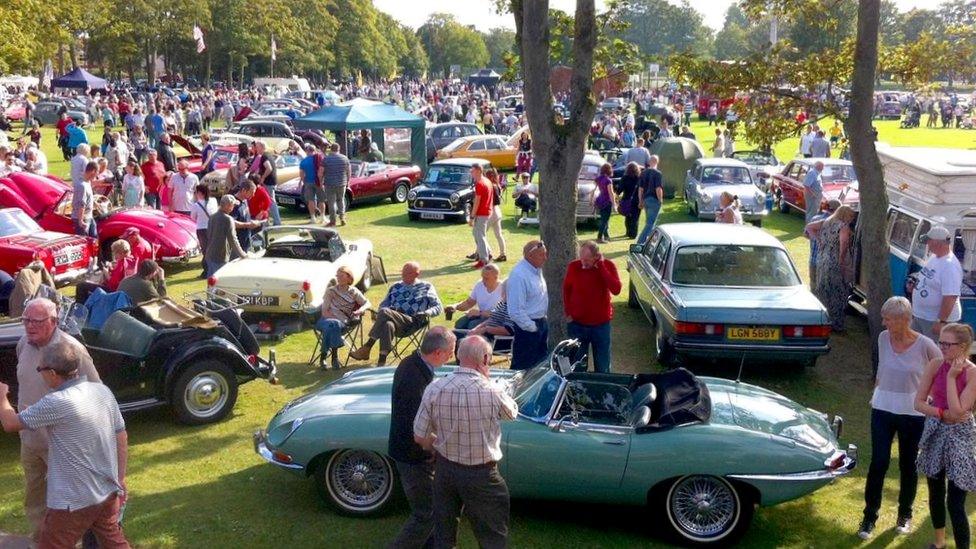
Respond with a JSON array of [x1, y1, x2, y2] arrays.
[[97, 310, 155, 358]]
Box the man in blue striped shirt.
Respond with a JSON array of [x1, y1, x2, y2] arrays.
[[0, 341, 130, 548], [350, 261, 443, 366], [507, 240, 549, 370]]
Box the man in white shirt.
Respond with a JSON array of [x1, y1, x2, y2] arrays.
[[169, 160, 198, 216], [910, 226, 963, 337], [507, 240, 549, 370], [799, 125, 816, 157]]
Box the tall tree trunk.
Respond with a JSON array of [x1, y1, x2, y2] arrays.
[[205, 48, 212, 88], [849, 0, 890, 373], [514, 0, 598, 344], [68, 40, 79, 70]]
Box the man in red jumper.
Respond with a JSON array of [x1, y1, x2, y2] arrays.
[[562, 240, 621, 372]]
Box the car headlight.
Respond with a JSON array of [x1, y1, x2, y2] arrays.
[[755, 191, 765, 203], [449, 192, 460, 204], [266, 417, 304, 447], [701, 192, 712, 204], [407, 190, 417, 201]]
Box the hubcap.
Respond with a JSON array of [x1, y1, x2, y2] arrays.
[[395, 186, 407, 201], [671, 476, 737, 539], [331, 450, 391, 509], [183, 372, 229, 418]]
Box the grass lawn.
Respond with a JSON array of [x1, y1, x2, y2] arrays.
[[1, 118, 975, 547]]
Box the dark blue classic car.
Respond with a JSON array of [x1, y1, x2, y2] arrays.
[[628, 223, 831, 368], [407, 158, 492, 223]]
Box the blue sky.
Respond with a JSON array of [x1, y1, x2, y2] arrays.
[[373, 0, 949, 33]]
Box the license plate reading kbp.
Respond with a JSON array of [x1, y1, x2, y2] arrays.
[[727, 326, 780, 341], [241, 295, 279, 307]]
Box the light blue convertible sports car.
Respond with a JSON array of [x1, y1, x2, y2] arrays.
[[254, 341, 855, 546], [628, 223, 831, 368]]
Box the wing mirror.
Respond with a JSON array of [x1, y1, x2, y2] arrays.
[[550, 414, 579, 433], [634, 406, 652, 429]]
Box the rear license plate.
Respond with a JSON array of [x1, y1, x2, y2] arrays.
[[54, 247, 84, 266], [240, 295, 280, 307], [277, 196, 296, 205], [420, 212, 444, 220], [727, 326, 780, 341]]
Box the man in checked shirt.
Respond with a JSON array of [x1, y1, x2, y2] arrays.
[[413, 335, 518, 549]]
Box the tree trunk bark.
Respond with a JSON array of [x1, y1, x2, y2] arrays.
[[514, 0, 597, 344], [849, 0, 890, 373], [68, 40, 79, 70]]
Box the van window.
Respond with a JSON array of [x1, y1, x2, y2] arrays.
[[889, 211, 919, 253], [911, 220, 931, 260]]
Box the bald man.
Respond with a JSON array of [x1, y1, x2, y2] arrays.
[[16, 298, 100, 542], [350, 262, 443, 366]]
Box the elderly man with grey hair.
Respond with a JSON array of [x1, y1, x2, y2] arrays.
[[414, 335, 518, 549], [388, 326, 456, 548], [0, 340, 129, 549], [13, 298, 100, 543]]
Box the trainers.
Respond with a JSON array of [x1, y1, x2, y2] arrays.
[[473, 260, 486, 270], [857, 519, 874, 540], [895, 516, 911, 535], [495, 254, 507, 262], [465, 252, 478, 260]]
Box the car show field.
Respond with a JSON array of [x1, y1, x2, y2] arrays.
[[1, 119, 975, 547]]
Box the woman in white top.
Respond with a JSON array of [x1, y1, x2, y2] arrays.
[[716, 191, 743, 225], [446, 263, 503, 330], [121, 159, 145, 208], [189, 183, 218, 278], [858, 296, 941, 539]]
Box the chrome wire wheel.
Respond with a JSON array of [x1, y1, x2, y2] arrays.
[[182, 371, 230, 419], [666, 475, 741, 543], [325, 450, 394, 513]]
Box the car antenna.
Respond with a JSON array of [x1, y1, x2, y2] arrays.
[[735, 353, 746, 384]]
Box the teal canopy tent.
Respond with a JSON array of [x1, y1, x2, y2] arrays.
[[293, 104, 428, 172]]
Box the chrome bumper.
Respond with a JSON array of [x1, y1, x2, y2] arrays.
[[729, 444, 858, 482], [52, 266, 95, 286], [253, 430, 304, 471], [673, 340, 830, 356], [159, 247, 201, 264]]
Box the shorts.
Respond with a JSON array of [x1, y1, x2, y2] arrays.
[[303, 183, 326, 204]]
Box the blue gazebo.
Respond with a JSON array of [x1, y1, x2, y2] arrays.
[[51, 67, 108, 90], [294, 104, 428, 171]]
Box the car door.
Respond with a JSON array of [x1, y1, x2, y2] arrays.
[[467, 138, 487, 160], [629, 230, 662, 320], [84, 346, 152, 403], [645, 235, 676, 328], [685, 163, 701, 201], [503, 410, 631, 500]]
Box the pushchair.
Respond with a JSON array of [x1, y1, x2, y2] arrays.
[[900, 110, 921, 128]]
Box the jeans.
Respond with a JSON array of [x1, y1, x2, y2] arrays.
[[567, 321, 612, 373], [433, 457, 510, 549], [264, 185, 281, 226], [927, 471, 970, 549], [862, 408, 924, 522], [390, 460, 434, 549], [315, 317, 347, 349], [146, 192, 160, 209], [596, 204, 612, 240], [473, 216, 491, 261], [74, 218, 97, 239], [324, 184, 346, 224], [204, 259, 225, 278], [454, 315, 487, 331], [637, 199, 661, 244], [512, 318, 548, 370]]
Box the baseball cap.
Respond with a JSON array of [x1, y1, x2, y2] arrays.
[[922, 226, 952, 242], [220, 194, 240, 207]]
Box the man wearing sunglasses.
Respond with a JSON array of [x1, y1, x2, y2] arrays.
[[0, 341, 128, 548], [13, 298, 100, 543]]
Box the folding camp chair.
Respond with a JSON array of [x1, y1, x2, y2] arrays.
[[306, 309, 366, 369], [453, 329, 514, 365], [390, 318, 429, 362]]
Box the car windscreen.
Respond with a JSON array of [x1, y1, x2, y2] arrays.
[[424, 165, 472, 187], [821, 165, 857, 183], [733, 152, 775, 166], [212, 150, 237, 165], [671, 245, 800, 287], [511, 366, 563, 420], [578, 163, 601, 181], [0, 209, 41, 237], [700, 166, 753, 185]]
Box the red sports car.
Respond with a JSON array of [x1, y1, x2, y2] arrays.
[[771, 158, 860, 216], [0, 172, 200, 263], [273, 160, 422, 212], [170, 134, 239, 175], [0, 207, 97, 285]]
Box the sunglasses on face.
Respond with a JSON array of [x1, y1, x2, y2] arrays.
[[938, 340, 963, 349], [22, 317, 52, 326]]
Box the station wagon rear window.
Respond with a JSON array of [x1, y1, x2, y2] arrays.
[[671, 245, 799, 287]]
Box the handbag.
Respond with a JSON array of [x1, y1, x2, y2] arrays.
[[617, 195, 636, 217]]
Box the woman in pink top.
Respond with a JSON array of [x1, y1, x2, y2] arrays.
[[915, 323, 976, 549]]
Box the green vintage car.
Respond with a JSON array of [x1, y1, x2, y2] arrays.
[[254, 341, 856, 545]]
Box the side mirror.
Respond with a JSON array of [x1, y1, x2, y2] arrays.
[[629, 244, 643, 254], [550, 414, 578, 433], [634, 406, 652, 429]]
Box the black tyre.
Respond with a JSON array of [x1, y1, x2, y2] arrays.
[[663, 475, 752, 546], [171, 360, 238, 425], [357, 254, 373, 292], [316, 449, 396, 516], [655, 320, 679, 368], [461, 203, 472, 224], [628, 281, 640, 309], [691, 202, 700, 219], [392, 182, 409, 203]]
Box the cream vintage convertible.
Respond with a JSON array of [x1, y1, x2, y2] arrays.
[[207, 226, 377, 316]]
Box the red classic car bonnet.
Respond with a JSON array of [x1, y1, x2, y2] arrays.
[[1, 172, 69, 218]]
